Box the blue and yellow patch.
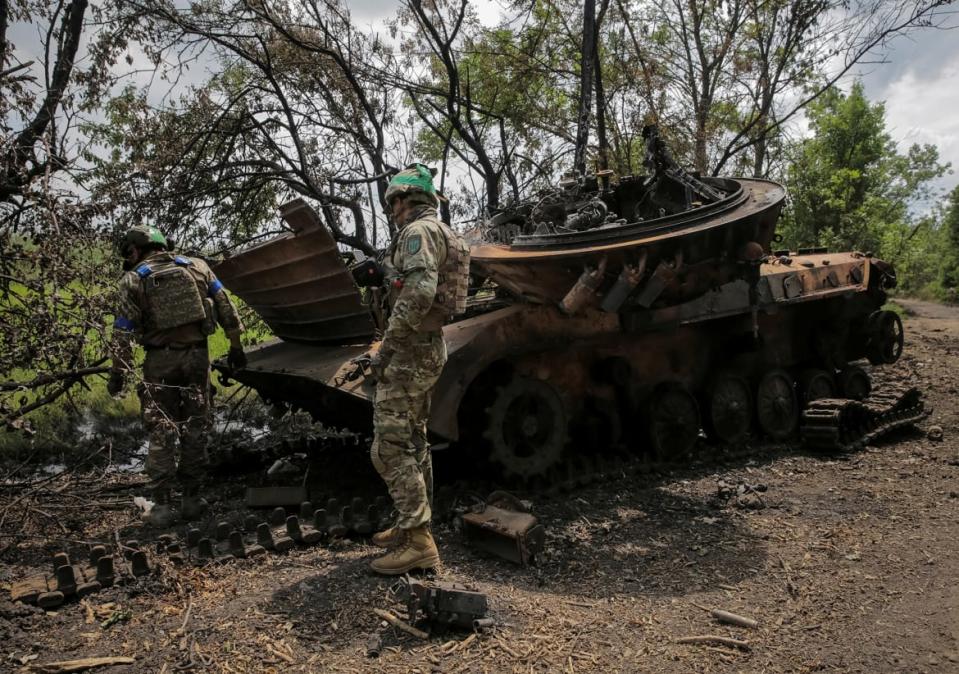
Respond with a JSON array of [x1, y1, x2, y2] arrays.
[[406, 234, 422, 255]]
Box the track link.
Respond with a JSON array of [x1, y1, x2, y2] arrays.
[[800, 385, 927, 452]]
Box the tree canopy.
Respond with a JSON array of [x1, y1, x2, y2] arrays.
[[0, 0, 957, 434]]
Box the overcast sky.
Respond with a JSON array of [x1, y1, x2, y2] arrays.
[[853, 24, 959, 195]]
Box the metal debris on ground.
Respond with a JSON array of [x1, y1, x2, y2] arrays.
[[461, 491, 545, 566], [9, 547, 147, 610], [8, 496, 392, 608], [716, 480, 768, 510], [392, 577, 490, 631], [801, 385, 926, 451]]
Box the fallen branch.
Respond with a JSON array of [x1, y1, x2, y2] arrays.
[[372, 608, 429, 640], [711, 609, 758, 629], [674, 635, 751, 650], [0, 361, 109, 391], [26, 656, 136, 673]]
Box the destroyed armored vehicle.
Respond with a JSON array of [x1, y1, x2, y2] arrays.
[[212, 129, 906, 481]]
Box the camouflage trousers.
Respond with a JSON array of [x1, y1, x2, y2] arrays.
[[138, 345, 210, 492], [370, 332, 447, 530]]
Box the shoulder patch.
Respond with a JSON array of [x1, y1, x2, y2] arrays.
[[406, 234, 422, 255]]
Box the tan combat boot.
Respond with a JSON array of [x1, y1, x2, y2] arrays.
[[371, 526, 400, 549], [369, 526, 440, 575]]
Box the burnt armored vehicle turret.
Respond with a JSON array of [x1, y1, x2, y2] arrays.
[[212, 131, 907, 481]]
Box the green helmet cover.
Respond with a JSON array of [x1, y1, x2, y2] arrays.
[[121, 225, 168, 255], [385, 163, 437, 204]]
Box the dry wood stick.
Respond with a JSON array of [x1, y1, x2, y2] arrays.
[[452, 632, 477, 653], [373, 608, 429, 640], [675, 635, 751, 650], [26, 656, 136, 672], [711, 609, 758, 629], [495, 637, 521, 658]]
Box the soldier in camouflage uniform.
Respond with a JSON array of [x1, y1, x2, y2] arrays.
[[368, 164, 470, 575], [108, 226, 246, 528]]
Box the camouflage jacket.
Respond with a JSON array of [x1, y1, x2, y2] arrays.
[[382, 206, 449, 350], [110, 251, 243, 372]]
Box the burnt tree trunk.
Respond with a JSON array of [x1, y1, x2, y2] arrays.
[[574, 0, 597, 176], [593, 21, 608, 172]]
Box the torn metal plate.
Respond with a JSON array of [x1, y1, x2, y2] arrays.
[[213, 199, 375, 345]]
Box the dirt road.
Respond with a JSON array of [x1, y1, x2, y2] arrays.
[[2, 298, 958, 673]]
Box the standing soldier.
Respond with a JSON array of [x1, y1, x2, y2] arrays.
[[367, 164, 470, 575], [107, 226, 247, 528]]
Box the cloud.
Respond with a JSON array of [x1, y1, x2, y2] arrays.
[[877, 48, 959, 194]]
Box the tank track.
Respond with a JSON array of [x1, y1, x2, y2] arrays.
[[800, 385, 927, 452]]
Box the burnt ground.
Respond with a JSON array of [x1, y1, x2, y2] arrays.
[[2, 297, 958, 673]]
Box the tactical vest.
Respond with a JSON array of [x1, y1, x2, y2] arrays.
[[435, 223, 470, 317], [135, 256, 211, 332]]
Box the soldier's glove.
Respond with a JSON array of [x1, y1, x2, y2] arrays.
[[368, 346, 394, 382], [227, 346, 248, 370], [106, 370, 125, 397]]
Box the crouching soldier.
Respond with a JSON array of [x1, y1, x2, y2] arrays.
[[108, 226, 247, 527], [367, 164, 470, 575]]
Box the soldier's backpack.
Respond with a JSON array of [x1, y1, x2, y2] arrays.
[[135, 256, 208, 331], [437, 224, 471, 316]]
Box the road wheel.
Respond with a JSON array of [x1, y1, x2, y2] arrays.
[[755, 369, 799, 440], [866, 310, 904, 365], [645, 382, 701, 457], [702, 373, 753, 444], [839, 365, 871, 401], [798, 368, 836, 406]]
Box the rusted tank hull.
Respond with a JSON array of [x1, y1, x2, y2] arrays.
[[217, 251, 892, 447], [471, 178, 785, 306]]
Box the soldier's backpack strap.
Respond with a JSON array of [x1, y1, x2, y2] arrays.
[[135, 264, 152, 278]]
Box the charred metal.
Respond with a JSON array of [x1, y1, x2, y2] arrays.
[[210, 137, 907, 481]]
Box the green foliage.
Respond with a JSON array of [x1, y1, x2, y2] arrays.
[[779, 83, 952, 296], [939, 186, 959, 297]]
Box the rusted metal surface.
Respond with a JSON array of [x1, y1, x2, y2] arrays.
[[461, 497, 545, 566], [208, 182, 901, 481], [471, 178, 785, 306], [213, 199, 375, 344], [215, 251, 884, 445]]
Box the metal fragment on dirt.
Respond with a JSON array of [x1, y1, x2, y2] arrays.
[[801, 385, 926, 452], [461, 493, 545, 566], [394, 577, 490, 630]]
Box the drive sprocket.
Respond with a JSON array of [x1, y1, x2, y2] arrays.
[[484, 376, 568, 479]]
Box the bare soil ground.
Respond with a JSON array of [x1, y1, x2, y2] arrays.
[[2, 297, 958, 673]]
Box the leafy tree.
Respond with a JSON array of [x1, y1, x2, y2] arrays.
[[940, 186, 959, 296], [780, 82, 949, 260], [0, 1, 162, 434]]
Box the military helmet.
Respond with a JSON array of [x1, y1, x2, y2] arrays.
[[385, 163, 438, 206], [120, 225, 168, 256]]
